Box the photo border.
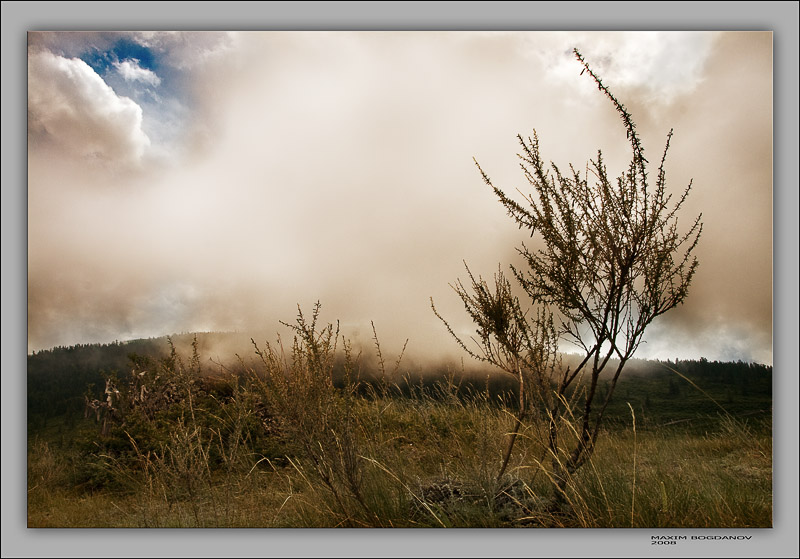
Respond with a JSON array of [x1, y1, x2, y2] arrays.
[[3, 2, 797, 557]]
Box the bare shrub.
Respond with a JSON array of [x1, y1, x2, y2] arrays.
[[248, 302, 378, 526], [433, 48, 702, 508]]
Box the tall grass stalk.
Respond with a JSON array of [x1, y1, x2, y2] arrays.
[[627, 402, 637, 527]]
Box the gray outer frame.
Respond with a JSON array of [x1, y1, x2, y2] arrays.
[[3, 2, 798, 558]]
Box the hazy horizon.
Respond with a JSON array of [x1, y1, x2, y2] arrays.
[[27, 31, 773, 365]]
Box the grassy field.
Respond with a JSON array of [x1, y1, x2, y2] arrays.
[[27, 342, 772, 528]]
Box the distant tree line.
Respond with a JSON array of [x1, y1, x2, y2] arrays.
[[27, 338, 167, 428], [27, 334, 772, 432]]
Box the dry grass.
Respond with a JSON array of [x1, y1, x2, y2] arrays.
[[27, 309, 771, 528], [28, 391, 772, 528]]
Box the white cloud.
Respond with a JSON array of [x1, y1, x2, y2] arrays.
[[133, 31, 237, 70], [25, 32, 772, 366], [529, 31, 721, 105], [113, 58, 161, 87], [28, 50, 151, 165]]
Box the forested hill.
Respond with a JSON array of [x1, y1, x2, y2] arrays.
[[27, 332, 246, 426], [27, 332, 773, 431]]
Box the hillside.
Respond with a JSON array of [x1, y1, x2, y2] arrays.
[[28, 332, 772, 434]]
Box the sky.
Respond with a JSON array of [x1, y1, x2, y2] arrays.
[[27, 31, 774, 365]]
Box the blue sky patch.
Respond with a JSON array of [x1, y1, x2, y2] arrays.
[[81, 37, 158, 76], [72, 35, 189, 153]]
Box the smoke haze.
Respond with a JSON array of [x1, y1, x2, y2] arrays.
[[27, 31, 773, 365]]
